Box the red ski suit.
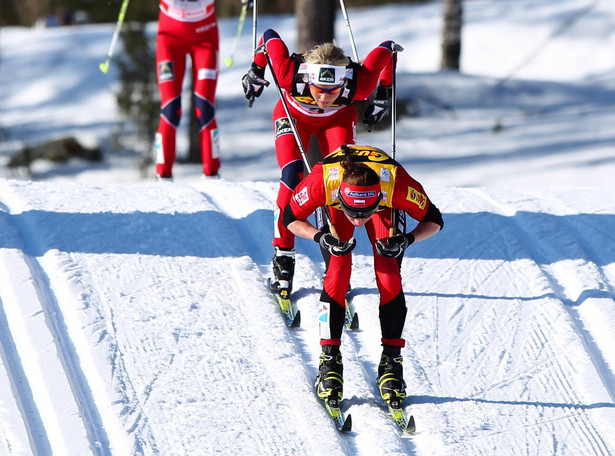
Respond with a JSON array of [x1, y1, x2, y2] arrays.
[[253, 29, 397, 249], [155, 0, 219, 178], [283, 146, 444, 347]]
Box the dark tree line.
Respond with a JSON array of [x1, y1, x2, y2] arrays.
[[2, 0, 417, 27]]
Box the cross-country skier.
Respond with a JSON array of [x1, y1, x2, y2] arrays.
[[282, 144, 443, 406], [241, 29, 398, 299], [154, 0, 222, 179]]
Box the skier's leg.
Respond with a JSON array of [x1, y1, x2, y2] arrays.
[[316, 211, 355, 399], [192, 25, 220, 177], [269, 102, 310, 292], [318, 107, 357, 155], [155, 33, 187, 179], [366, 212, 408, 401]]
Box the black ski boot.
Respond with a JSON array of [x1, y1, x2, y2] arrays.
[[270, 247, 295, 298], [377, 345, 407, 404], [315, 345, 343, 405]]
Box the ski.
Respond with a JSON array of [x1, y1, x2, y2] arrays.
[[267, 279, 300, 328], [322, 397, 352, 432], [386, 397, 415, 433]]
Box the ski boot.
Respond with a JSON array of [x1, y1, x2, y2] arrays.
[[377, 346, 407, 405], [270, 247, 295, 299], [315, 345, 344, 406]]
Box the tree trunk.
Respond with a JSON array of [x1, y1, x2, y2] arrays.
[[441, 0, 463, 70], [296, 0, 335, 53]]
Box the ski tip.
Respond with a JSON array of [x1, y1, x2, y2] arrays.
[[342, 414, 352, 432], [350, 312, 359, 330], [406, 415, 416, 434], [291, 310, 301, 328]]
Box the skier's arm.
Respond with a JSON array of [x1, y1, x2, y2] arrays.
[[286, 218, 319, 240], [354, 41, 396, 100], [409, 219, 442, 242], [390, 166, 444, 244], [253, 29, 296, 89], [286, 216, 356, 257]]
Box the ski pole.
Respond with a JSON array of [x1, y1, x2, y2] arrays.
[[389, 43, 405, 236], [339, 0, 359, 61], [99, 0, 130, 74], [225, 3, 248, 67], [260, 45, 340, 237], [390, 44, 404, 159], [252, 0, 258, 56]]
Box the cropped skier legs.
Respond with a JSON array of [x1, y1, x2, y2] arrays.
[[155, 6, 220, 179]]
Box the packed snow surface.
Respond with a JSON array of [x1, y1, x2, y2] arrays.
[[1, 0, 614, 455]]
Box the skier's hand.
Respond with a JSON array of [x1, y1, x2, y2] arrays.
[[242, 62, 269, 108], [241, 0, 254, 7], [314, 231, 356, 256], [363, 85, 392, 132], [375, 233, 414, 258]]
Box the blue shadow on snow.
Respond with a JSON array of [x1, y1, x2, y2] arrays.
[[1, 209, 614, 266]]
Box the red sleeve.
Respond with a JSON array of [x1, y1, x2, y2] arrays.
[[353, 41, 396, 100], [286, 164, 327, 221], [391, 166, 432, 221], [253, 29, 296, 91]]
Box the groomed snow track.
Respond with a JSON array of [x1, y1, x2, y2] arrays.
[[0, 187, 130, 456]]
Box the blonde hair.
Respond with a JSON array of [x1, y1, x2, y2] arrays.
[[304, 43, 349, 67]]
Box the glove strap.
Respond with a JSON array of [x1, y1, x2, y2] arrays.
[[250, 62, 266, 80], [376, 84, 392, 100]]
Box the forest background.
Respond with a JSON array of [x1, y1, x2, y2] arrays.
[[1, 0, 417, 27]]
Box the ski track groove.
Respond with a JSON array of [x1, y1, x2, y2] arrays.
[[470, 188, 614, 455], [51, 250, 158, 455], [0, 189, 112, 455], [536, 191, 615, 402], [0, 291, 52, 456]]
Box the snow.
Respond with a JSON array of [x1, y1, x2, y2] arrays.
[[1, 0, 615, 454]]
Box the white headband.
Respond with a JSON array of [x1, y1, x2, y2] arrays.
[[305, 63, 347, 86]]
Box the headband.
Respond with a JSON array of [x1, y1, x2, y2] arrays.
[[305, 63, 347, 86], [338, 182, 382, 209]]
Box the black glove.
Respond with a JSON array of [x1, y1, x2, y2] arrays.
[[375, 233, 414, 258], [241, 62, 269, 107], [363, 85, 392, 132], [314, 231, 356, 257], [241, 0, 254, 7]]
